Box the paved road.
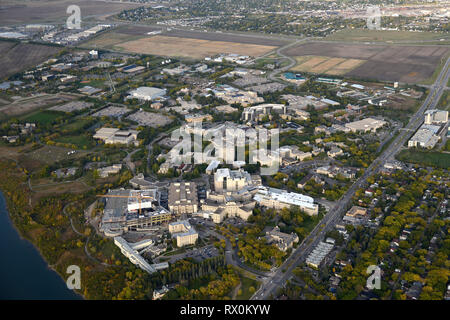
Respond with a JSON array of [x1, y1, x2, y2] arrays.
[[266, 38, 310, 83], [251, 56, 450, 300]]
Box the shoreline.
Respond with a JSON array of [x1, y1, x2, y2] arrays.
[[0, 189, 84, 300]]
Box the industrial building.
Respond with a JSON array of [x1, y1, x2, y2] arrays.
[[253, 186, 319, 216], [128, 86, 167, 101], [168, 182, 198, 215], [93, 127, 139, 146], [169, 220, 198, 247], [345, 118, 387, 133], [408, 124, 441, 149]]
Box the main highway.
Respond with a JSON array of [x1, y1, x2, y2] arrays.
[[251, 56, 450, 300]]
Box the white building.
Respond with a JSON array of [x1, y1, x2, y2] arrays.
[[93, 127, 139, 146], [424, 109, 448, 125], [345, 118, 387, 133], [408, 124, 441, 149], [214, 168, 253, 193], [128, 87, 167, 101], [253, 186, 319, 216], [114, 237, 156, 274], [306, 241, 334, 268]]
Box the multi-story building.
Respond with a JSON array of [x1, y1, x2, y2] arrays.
[[169, 220, 198, 247], [214, 168, 253, 193], [266, 226, 299, 252], [168, 182, 198, 215], [253, 186, 319, 216], [424, 109, 448, 124]]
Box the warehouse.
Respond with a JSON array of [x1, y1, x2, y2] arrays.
[[128, 86, 167, 101]]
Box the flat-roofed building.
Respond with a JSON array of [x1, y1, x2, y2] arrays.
[[128, 86, 167, 101], [345, 118, 387, 133], [214, 168, 252, 193], [408, 124, 441, 149], [346, 206, 367, 217], [254, 186, 319, 216], [114, 236, 156, 274], [169, 220, 198, 247], [168, 182, 198, 215], [93, 127, 139, 146], [424, 109, 448, 125]]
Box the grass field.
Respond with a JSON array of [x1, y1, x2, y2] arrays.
[[23, 110, 64, 124], [235, 275, 260, 300], [0, 93, 78, 120], [26, 145, 89, 165], [325, 29, 450, 43], [23, 110, 64, 125], [54, 134, 95, 149], [437, 90, 450, 111], [396, 149, 450, 169]]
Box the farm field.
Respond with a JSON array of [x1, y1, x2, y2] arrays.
[[291, 55, 365, 75], [0, 40, 61, 79], [0, 0, 143, 25], [324, 29, 450, 43], [284, 42, 450, 83]]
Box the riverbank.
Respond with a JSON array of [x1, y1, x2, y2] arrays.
[[0, 191, 81, 299]]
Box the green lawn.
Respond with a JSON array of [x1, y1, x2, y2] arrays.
[[397, 149, 450, 169], [235, 274, 260, 300], [23, 110, 64, 125], [62, 118, 94, 132], [54, 134, 95, 149]]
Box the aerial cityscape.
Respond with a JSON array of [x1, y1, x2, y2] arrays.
[[0, 0, 448, 308]]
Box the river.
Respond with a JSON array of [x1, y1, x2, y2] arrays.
[[0, 191, 81, 300]]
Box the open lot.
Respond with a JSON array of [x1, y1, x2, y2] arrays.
[[0, 0, 143, 25], [284, 42, 450, 83], [116, 35, 278, 59], [0, 40, 61, 79], [324, 28, 450, 43], [0, 93, 79, 120], [126, 110, 173, 128], [83, 25, 286, 59]]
